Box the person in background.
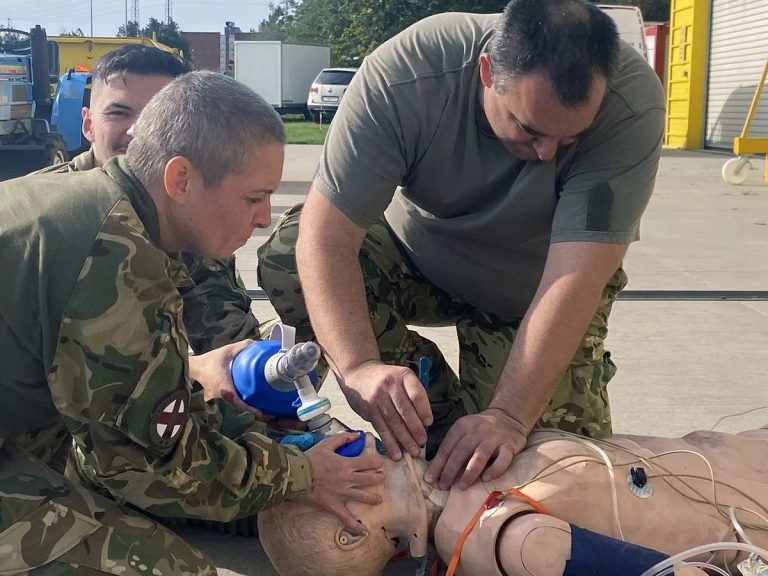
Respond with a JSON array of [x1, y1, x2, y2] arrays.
[[37, 43, 263, 358]]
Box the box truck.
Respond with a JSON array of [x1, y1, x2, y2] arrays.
[[233, 41, 331, 117], [598, 5, 648, 60]]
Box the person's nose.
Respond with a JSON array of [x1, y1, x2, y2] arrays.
[[126, 123, 136, 138], [532, 137, 558, 161], [250, 198, 272, 229]]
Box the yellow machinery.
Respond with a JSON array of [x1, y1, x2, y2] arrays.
[[721, 60, 768, 185], [47, 35, 182, 85], [45, 34, 185, 158]]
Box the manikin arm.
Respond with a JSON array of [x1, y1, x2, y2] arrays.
[[495, 514, 707, 576]]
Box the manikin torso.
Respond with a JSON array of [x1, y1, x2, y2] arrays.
[[433, 429, 768, 575]]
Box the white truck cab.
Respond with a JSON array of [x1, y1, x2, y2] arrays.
[[598, 4, 648, 60]]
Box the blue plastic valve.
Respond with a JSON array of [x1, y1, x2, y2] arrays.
[[334, 431, 366, 457]]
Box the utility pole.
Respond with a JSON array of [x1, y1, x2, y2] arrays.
[[131, 0, 140, 29], [165, 0, 172, 24], [223, 21, 239, 76], [90, 0, 93, 35]]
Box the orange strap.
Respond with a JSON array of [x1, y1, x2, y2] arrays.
[[445, 487, 548, 576]]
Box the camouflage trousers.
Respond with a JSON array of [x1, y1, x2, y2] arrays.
[[0, 439, 216, 575], [258, 204, 628, 456]]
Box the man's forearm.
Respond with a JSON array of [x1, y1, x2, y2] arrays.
[[296, 191, 379, 378], [489, 242, 627, 432], [489, 275, 605, 431]]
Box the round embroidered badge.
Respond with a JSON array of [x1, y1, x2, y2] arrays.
[[150, 390, 187, 447]]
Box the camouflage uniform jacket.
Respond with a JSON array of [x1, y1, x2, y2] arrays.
[[32, 147, 98, 173], [33, 150, 262, 354], [0, 157, 313, 520]]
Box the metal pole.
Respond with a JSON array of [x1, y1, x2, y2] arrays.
[[125, 0, 128, 35], [90, 0, 94, 36]]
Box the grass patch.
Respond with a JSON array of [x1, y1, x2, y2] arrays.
[[282, 113, 330, 145]]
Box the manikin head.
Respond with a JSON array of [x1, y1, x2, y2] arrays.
[[84, 45, 190, 165], [480, 0, 619, 161], [258, 434, 434, 576]]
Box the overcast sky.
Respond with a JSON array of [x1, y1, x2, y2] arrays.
[[1, 0, 273, 36]]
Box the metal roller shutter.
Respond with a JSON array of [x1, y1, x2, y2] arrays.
[[704, 0, 768, 149]]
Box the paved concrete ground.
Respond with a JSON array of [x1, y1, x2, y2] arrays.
[[178, 146, 768, 575]]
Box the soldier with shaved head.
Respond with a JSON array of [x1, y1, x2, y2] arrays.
[[0, 71, 382, 574]]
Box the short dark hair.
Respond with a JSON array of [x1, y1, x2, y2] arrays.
[[92, 44, 190, 85], [487, 0, 619, 106]]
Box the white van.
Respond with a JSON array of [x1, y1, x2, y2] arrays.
[[598, 4, 648, 60]]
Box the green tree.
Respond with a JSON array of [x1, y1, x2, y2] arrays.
[[637, 0, 671, 22], [141, 18, 190, 56], [588, 0, 670, 22], [260, 0, 510, 66], [59, 28, 85, 37], [259, 0, 669, 67], [117, 20, 141, 38], [0, 27, 32, 55], [253, 0, 300, 41], [115, 18, 190, 56]]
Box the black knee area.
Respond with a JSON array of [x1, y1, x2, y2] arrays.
[[563, 524, 668, 576]]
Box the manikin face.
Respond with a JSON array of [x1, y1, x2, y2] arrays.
[[478, 53, 606, 162], [258, 434, 431, 576], [82, 73, 173, 165], [162, 143, 284, 260]]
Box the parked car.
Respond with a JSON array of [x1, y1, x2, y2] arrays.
[[306, 67, 357, 121]]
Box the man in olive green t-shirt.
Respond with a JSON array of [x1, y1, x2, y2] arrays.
[[258, 0, 665, 491]]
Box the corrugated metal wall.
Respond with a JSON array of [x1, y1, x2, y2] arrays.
[[704, 0, 768, 149]]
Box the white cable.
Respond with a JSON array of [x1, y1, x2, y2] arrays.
[[527, 433, 624, 540], [735, 507, 768, 533], [526, 430, 768, 558], [709, 405, 768, 431], [731, 506, 754, 545], [641, 542, 768, 576], [687, 561, 731, 576], [655, 561, 730, 576]]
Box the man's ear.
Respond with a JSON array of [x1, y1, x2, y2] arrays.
[[81, 107, 95, 143], [479, 53, 493, 89], [163, 156, 197, 205]]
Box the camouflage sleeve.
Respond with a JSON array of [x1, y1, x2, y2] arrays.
[[48, 198, 313, 522], [179, 253, 265, 354], [28, 149, 95, 175], [28, 160, 74, 175]]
